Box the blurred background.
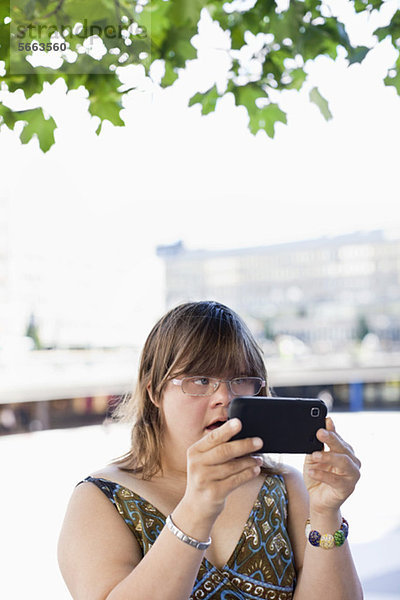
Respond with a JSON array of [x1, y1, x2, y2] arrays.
[[1, 1, 400, 599]]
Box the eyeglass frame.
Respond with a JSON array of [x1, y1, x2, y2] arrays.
[[170, 376, 266, 397]]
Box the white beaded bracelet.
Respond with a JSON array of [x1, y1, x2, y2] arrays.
[[165, 514, 212, 551]]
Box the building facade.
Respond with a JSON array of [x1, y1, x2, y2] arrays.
[[157, 230, 400, 351]]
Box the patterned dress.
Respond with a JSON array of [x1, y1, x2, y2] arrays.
[[78, 473, 296, 600]]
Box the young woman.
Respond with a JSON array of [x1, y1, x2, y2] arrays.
[[58, 301, 363, 600]]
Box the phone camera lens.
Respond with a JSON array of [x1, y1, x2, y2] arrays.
[[311, 407, 320, 417]]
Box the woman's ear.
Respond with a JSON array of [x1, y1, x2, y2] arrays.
[[146, 382, 159, 407]]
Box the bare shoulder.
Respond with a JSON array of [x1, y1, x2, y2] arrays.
[[279, 463, 309, 517], [90, 463, 126, 482], [280, 464, 308, 500], [58, 469, 142, 600]]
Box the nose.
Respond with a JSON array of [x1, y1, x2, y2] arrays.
[[210, 381, 233, 407]]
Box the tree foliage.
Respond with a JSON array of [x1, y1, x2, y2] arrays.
[[0, 0, 399, 151]]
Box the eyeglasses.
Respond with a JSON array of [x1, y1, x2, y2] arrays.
[[171, 376, 266, 397]]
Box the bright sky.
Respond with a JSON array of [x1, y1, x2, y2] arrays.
[[1, 1, 400, 344]]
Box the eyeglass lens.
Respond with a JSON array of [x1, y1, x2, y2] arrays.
[[182, 377, 262, 396]]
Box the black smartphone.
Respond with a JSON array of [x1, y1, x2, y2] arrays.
[[228, 396, 328, 454]]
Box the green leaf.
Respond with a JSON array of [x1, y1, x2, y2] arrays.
[[233, 84, 268, 110], [168, 0, 208, 28], [17, 107, 56, 151], [22, 74, 45, 99], [0, 2, 9, 20], [161, 60, 179, 86], [354, 0, 385, 13], [0, 0, 10, 60], [374, 10, 400, 44], [0, 103, 18, 129], [285, 67, 307, 90], [347, 45, 370, 65], [189, 85, 219, 114], [384, 70, 400, 94], [162, 26, 197, 68], [86, 75, 125, 133], [1, 98, 58, 154], [138, 0, 170, 48], [188, 91, 203, 106], [383, 56, 400, 95], [248, 102, 287, 137], [57, 72, 88, 90], [309, 86, 332, 121], [230, 22, 246, 50], [0, 24, 10, 62], [63, 0, 116, 25], [298, 22, 339, 61]]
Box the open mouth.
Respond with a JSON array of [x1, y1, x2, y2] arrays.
[[206, 420, 226, 431]]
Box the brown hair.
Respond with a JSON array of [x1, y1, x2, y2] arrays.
[[111, 301, 276, 479]]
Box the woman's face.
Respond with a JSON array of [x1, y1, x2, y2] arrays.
[[157, 373, 236, 462]]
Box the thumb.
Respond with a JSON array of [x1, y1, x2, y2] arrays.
[[325, 416, 336, 432]]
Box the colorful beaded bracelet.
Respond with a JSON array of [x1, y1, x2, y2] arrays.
[[305, 517, 349, 549]]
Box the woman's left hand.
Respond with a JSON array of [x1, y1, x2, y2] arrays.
[[303, 417, 361, 513]]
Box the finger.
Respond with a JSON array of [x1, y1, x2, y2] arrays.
[[307, 452, 359, 475], [193, 419, 263, 460], [316, 427, 360, 466], [196, 418, 243, 450], [326, 416, 336, 432], [316, 428, 342, 451], [324, 417, 347, 445], [316, 418, 354, 454], [307, 467, 360, 490], [315, 431, 361, 469], [217, 463, 262, 496], [206, 435, 264, 465], [325, 417, 356, 453], [214, 455, 263, 480]]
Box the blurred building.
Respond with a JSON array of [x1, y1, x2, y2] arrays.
[[156, 230, 400, 352], [0, 192, 49, 347]]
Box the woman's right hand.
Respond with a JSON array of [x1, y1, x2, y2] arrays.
[[181, 418, 264, 524]]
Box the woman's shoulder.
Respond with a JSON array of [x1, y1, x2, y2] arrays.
[[59, 473, 143, 599], [262, 462, 303, 487], [84, 463, 158, 502], [81, 464, 139, 494], [73, 465, 126, 506], [276, 463, 310, 524], [276, 463, 308, 497], [88, 463, 126, 483]]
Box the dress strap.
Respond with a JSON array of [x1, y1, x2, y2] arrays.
[[76, 476, 120, 509]]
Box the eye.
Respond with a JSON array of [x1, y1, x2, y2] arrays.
[[192, 377, 210, 386]]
